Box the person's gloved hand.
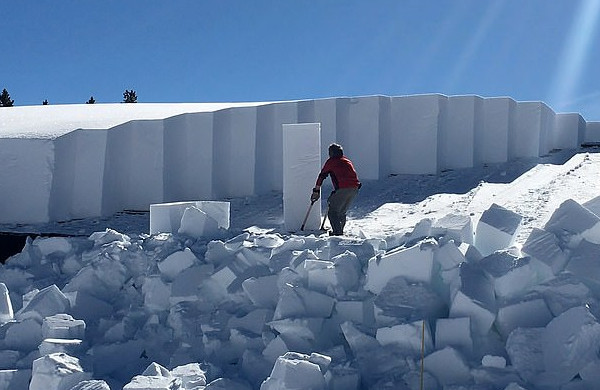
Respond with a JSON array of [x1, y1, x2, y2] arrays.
[[311, 187, 320, 202]]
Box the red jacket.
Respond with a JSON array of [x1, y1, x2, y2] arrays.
[[316, 156, 361, 190]]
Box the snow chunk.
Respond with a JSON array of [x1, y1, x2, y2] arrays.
[[178, 206, 221, 239], [261, 352, 326, 390], [431, 213, 474, 245], [521, 227, 569, 275], [0, 283, 14, 324], [171, 362, 207, 388], [365, 239, 435, 294], [42, 313, 85, 339], [435, 317, 473, 355], [541, 306, 600, 385], [376, 320, 433, 356], [17, 284, 70, 321], [495, 294, 553, 339], [423, 347, 472, 386], [479, 250, 537, 299], [544, 199, 600, 248], [158, 248, 197, 281], [474, 203, 522, 256], [29, 353, 91, 390]]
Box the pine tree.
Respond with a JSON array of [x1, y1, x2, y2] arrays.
[[86, 96, 96, 104], [0, 88, 14, 107], [42, 99, 49, 105], [122, 89, 137, 103]]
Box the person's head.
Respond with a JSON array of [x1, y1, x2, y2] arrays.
[[328, 143, 343, 158]]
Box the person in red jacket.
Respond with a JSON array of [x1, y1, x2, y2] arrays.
[[311, 143, 361, 236]]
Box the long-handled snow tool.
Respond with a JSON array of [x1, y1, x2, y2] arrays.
[[320, 203, 329, 231], [300, 200, 316, 231]]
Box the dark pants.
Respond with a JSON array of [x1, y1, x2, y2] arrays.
[[327, 187, 359, 235]]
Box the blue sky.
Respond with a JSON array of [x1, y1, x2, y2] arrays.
[[2, 0, 600, 120]]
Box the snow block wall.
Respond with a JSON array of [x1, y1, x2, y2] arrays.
[[163, 112, 214, 202], [0, 94, 596, 224]]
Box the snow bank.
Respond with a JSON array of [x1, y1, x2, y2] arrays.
[[2, 199, 600, 389]]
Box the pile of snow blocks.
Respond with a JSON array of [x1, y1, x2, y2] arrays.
[[3, 199, 600, 389]]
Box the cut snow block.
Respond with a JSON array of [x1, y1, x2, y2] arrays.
[[435, 317, 473, 354], [268, 318, 324, 352], [273, 285, 335, 320], [565, 240, 600, 296], [261, 353, 327, 390], [305, 259, 337, 295], [256, 102, 298, 193], [449, 262, 496, 335], [365, 239, 435, 294], [324, 365, 360, 390], [29, 353, 91, 390], [163, 112, 214, 201], [505, 327, 545, 384], [535, 273, 595, 316], [521, 227, 569, 275], [495, 295, 553, 339], [433, 240, 466, 271], [49, 129, 108, 221], [213, 106, 257, 198], [142, 276, 172, 311], [158, 248, 197, 281], [423, 347, 472, 386], [124, 375, 181, 389], [431, 213, 474, 244], [336, 96, 387, 179], [478, 97, 515, 164], [3, 318, 42, 351], [479, 251, 537, 299], [335, 299, 375, 327], [242, 274, 279, 309], [42, 313, 85, 339], [39, 338, 83, 356], [0, 369, 32, 390], [390, 94, 443, 174], [584, 121, 600, 143], [511, 101, 554, 159], [474, 203, 522, 256], [541, 306, 600, 386], [178, 206, 221, 239], [171, 362, 207, 388], [376, 320, 433, 356], [0, 138, 54, 223], [297, 98, 338, 165], [17, 284, 70, 321], [584, 194, 600, 217], [440, 95, 482, 170], [0, 283, 14, 323], [553, 113, 586, 150], [282, 123, 322, 232], [150, 200, 230, 234], [544, 199, 600, 248], [69, 380, 111, 390], [102, 119, 165, 216]]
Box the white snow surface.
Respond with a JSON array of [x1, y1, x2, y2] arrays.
[[3, 100, 600, 389]]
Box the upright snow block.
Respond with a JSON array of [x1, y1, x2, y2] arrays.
[[584, 121, 600, 144], [298, 98, 338, 167], [50, 129, 107, 221], [256, 102, 298, 193], [440, 95, 482, 170], [390, 94, 443, 174], [102, 119, 165, 215], [163, 112, 214, 202], [553, 113, 585, 150], [0, 138, 54, 223], [336, 96, 386, 180], [282, 123, 321, 232], [213, 106, 257, 198], [474, 203, 522, 256], [149, 200, 230, 234], [511, 102, 553, 159], [478, 97, 515, 164]]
